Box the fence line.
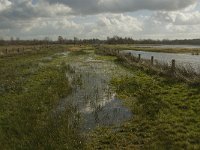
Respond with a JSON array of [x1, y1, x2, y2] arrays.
[[99, 47, 177, 73], [97, 47, 200, 85], [0, 45, 54, 57]]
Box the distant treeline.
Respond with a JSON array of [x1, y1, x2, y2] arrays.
[[0, 36, 200, 45], [106, 36, 200, 45], [0, 37, 101, 46]]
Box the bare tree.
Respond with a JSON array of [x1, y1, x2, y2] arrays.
[[74, 37, 78, 46], [58, 36, 64, 44], [16, 37, 20, 41]]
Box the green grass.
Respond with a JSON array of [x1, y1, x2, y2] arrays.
[[0, 47, 85, 149], [1, 45, 200, 149], [69, 50, 88, 56], [87, 60, 200, 149], [97, 47, 200, 85]]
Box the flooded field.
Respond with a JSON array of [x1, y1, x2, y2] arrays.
[[1, 46, 200, 149], [57, 52, 132, 131], [123, 50, 200, 71]]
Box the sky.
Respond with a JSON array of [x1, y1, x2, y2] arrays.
[[0, 0, 200, 40]]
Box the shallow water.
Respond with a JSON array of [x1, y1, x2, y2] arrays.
[[57, 54, 132, 131], [134, 45, 200, 49], [123, 50, 200, 72]]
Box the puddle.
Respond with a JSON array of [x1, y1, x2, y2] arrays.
[[54, 52, 69, 57], [83, 97, 132, 131], [57, 54, 132, 131], [40, 56, 53, 63]]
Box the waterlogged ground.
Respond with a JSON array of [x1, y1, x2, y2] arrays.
[[1, 46, 200, 149], [87, 50, 200, 149], [57, 51, 133, 131], [0, 47, 85, 149]]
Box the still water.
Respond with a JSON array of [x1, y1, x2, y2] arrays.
[[123, 50, 200, 71], [57, 54, 132, 131], [134, 45, 200, 49]]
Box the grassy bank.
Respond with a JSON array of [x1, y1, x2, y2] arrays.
[[102, 44, 200, 53], [87, 52, 200, 149], [0, 46, 84, 149], [97, 47, 200, 85]]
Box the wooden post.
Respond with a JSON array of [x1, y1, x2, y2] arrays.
[[138, 54, 141, 61], [151, 56, 154, 65], [17, 48, 20, 53], [5, 48, 7, 54], [171, 59, 175, 72], [117, 50, 119, 55]]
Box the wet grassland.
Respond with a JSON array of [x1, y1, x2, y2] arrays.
[[88, 46, 200, 149], [0, 45, 85, 149], [0, 45, 200, 149]]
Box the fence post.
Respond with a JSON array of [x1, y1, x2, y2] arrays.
[[151, 56, 154, 65], [171, 59, 176, 72], [5, 48, 7, 54], [111, 49, 114, 55], [138, 54, 141, 61], [117, 50, 119, 55]]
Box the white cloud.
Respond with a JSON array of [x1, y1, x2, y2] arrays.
[[0, 0, 11, 11], [174, 11, 200, 25], [151, 10, 200, 25], [0, 0, 199, 39], [79, 14, 143, 39]]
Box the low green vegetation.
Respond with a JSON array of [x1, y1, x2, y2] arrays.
[[1, 45, 200, 149], [69, 49, 88, 56], [87, 58, 200, 149], [98, 46, 200, 85], [0, 47, 84, 149]]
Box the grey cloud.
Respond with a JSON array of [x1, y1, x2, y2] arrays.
[[0, 0, 199, 39], [0, 1, 46, 31], [0, 0, 196, 23], [174, 12, 200, 25], [0, 1, 50, 21], [47, 0, 197, 14], [0, 0, 71, 30], [151, 11, 200, 25]]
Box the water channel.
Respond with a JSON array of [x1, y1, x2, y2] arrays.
[[123, 50, 200, 72]]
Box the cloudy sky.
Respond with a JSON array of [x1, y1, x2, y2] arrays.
[[0, 0, 199, 40]]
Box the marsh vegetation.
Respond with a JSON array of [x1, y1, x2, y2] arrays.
[[0, 44, 200, 149]]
